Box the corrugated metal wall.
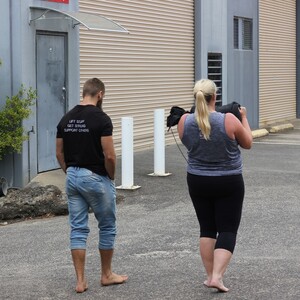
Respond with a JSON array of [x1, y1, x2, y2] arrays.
[[259, 0, 296, 126], [79, 0, 194, 153]]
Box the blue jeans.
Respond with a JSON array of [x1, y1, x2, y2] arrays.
[[66, 167, 116, 250]]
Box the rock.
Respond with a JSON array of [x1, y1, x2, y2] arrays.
[[0, 185, 68, 222], [0, 185, 125, 223]]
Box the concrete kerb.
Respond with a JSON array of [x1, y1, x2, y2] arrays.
[[252, 122, 295, 139], [269, 123, 294, 133], [252, 128, 269, 138]]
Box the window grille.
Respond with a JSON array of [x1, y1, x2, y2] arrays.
[[242, 18, 253, 50], [234, 17, 239, 49], [207, 53, 222, 106]]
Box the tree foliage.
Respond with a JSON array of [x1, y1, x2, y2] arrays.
[[0, 86, 36, 160]]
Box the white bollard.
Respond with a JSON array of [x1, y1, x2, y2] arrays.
[[116, 117, 141, 190], [148, 109, 171, 177]]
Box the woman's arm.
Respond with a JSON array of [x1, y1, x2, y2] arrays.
[[225, 107, 253, 149], [177, 113, 189, 140]]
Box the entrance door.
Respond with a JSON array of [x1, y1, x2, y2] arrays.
[[36, 32, 67, 172]]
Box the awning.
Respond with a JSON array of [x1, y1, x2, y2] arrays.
[[29, 6, 129, 33]]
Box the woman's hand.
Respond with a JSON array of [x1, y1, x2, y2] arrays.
[[239, 106, 247, 119]]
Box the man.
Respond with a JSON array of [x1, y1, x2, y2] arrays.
[[56, 78, 128, 293]]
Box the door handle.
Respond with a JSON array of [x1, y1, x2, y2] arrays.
[[62, 86, 66, 102]]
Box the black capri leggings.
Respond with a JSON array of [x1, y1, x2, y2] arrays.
[[187, 173, 245, 253]]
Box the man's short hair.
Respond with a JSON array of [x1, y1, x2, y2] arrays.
[[82, 78, 105, 98]]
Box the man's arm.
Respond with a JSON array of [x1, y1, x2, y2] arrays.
[[101, 135, 116, 180], [56, 138, 67, 173]]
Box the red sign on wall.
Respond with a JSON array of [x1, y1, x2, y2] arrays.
[[46, 0, 69, 3]]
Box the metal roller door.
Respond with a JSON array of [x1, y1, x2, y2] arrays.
[[259, 0, 296, 126], [79, 0, 194, 153]]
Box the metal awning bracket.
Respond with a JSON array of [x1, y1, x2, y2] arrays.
[[29, 9, 49, 25], [72, 22, 81, 28]]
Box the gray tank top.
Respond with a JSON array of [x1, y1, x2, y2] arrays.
[[181, 112, 242, 176]]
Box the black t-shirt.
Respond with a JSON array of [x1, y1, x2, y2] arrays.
[[56, 105, 113, 176]]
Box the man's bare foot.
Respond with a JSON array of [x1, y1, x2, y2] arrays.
[[75, 280, 88, 293], [101, 272, 128, 286], [209, 278, 229, 292]]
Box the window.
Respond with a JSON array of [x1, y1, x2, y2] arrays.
[[207, 53, 222, 106], [234, 17, 253, 50]]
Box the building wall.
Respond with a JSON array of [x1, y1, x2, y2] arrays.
[[228, 0, 259, 128], [0, 0, 14, 186], [79, 0, 195, 153], [196, 0, 258, 129], [297, 0, 300, 119], [0, 0, 80, 187], [195, 0, 228, 100], [259, 0, 296, 126], [0, 0, 298, 187]]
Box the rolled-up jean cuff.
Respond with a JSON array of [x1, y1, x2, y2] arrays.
[[99, 244, 115, 250], [70, 244, 87, 250], [98, 231, 116, 250]]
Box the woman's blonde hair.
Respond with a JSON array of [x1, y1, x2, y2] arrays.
[[193, 79, 217, 140]]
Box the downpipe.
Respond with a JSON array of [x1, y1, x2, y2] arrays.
[[27, 126, 35, 181]]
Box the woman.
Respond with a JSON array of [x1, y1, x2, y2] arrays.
[[177, 79, 252, 292]]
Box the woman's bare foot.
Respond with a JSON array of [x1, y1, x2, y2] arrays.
[[209, 278, 229, 292], [75, 280, 88, 293], [203, 279, 211, 287], [101, 272, 128, 286]]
